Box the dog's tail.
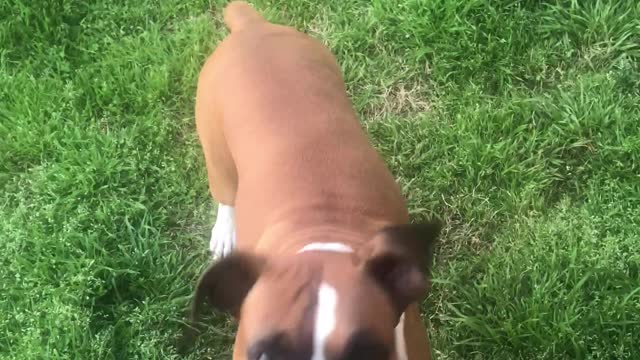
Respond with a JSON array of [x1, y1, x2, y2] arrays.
[[224, 1, 264, 32]]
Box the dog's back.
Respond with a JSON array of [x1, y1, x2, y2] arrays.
[[205, 4, 409, 250]]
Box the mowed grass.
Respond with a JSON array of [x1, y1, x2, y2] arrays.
[[1, 0, 639, 358]]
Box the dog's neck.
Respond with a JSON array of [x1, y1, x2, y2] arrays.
[[251, 194, 405, 256], [255, 222, 377, 256]]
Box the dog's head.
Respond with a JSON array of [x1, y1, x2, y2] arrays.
[[189, 222, 441, 359]]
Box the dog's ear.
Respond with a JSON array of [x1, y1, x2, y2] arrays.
[[181, 252, 266, 354], [362, 221, 441, 316], [191, 252, 267, 320]]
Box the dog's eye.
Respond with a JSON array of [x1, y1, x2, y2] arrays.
[[248, 332, 289, 360], [249, 348, 274, 360], [250, 351, 270, 360]]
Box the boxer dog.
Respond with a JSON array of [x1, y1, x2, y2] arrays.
[[190, 2, 441, 359]]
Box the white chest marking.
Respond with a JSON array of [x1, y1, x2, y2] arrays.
[[311, 283, 338, 360], [297, 242, 354, 254], [395, 312, 408, 360]]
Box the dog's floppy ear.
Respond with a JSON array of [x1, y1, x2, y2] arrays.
[[362, 221, 441, 316], [180, 252, 266, 354], [191, 252, 267, 320]]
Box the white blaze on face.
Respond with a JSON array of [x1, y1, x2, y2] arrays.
[[311, 283, 338, 360]]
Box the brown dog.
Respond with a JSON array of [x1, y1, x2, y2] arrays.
[[191, 2, 441, 359]]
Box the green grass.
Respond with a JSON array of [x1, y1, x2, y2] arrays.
[[1, 0, 639, 358]]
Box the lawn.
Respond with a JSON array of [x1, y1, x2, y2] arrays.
[[1, 0, 639, 359]]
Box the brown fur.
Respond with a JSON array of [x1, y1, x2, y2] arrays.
[[194, 2, 436, 359]]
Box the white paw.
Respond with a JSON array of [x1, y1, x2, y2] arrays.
[[209, 204, 236, 260]]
